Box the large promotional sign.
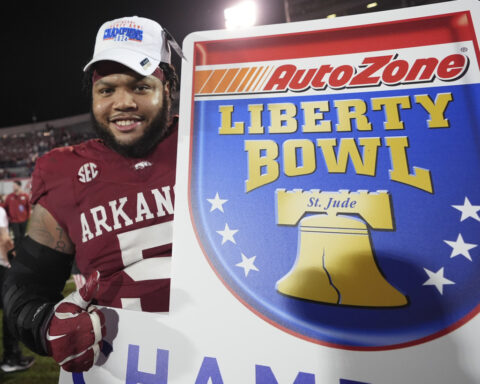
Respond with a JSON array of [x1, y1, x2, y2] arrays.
[[189, 6, 480, 351], [61, 1, 480, 383]]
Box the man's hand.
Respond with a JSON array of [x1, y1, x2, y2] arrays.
[[46, 271, 106, 372]]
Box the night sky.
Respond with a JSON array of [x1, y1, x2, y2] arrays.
[[3, 0, 286, 129]]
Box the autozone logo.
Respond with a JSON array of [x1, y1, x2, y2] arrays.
[[194, 53, 469, 95]]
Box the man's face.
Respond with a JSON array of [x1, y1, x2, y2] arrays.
[[91, 66, 170, 157]]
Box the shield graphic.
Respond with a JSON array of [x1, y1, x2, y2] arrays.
[[187, 11, 480, 350]]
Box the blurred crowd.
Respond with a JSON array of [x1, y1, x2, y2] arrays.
[[0, 125, 95, 178]]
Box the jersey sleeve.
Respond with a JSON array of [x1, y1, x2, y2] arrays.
[[30, 157, 48, 206], [30, 150, 72, 231]]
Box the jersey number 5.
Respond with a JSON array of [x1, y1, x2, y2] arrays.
[[116, 221, 173, 310]]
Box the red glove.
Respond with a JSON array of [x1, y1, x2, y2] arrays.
[[45, 271, 106, 372]]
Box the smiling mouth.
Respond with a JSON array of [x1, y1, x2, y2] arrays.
[[110, 118, 143, 132]]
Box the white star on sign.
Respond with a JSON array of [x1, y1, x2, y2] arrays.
[[216, 223, 238, 245], [444, 233, 477, 261], [452, 197, 480, 222], [236, 253, 259, 277], [423, 267, 455, 295], [207, 192, 228, 213]]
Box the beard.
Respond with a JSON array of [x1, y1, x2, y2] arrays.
[[91, 95, 171, 158]]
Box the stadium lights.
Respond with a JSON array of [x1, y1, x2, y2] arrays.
[[326, 14, 337, 18], [367, 2, 378, 8], [224, 1, 258, 29]]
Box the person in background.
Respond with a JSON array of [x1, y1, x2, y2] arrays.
[[0, 203, 35, 372], [4, 180, 31, 248]]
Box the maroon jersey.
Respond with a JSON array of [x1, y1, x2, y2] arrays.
[[5, 192, 30, 223], [30, 128, 177, 312]]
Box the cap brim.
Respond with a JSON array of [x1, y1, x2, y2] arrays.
[[83, 48, 160, 76]]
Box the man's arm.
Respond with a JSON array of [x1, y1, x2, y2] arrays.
[[2, 204, 105, 372], [27, 204, 75, 254], [2, 204, 75, 354]]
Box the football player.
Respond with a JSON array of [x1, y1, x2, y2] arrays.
[[2, 16, 180, 372]]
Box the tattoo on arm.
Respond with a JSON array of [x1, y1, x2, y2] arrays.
[[27, 205, 75, 254], [54, 226, 68, 253]]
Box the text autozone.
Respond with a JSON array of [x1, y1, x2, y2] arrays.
[[263, 53, 469, 92]]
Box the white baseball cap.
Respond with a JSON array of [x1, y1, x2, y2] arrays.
[[83, 16, 171, 76]]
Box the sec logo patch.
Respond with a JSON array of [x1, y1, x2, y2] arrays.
[[78, 162, 99, 183]]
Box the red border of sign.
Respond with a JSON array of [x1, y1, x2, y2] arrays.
[[194, 12, 480, 67], [187, 10, 480, 351]]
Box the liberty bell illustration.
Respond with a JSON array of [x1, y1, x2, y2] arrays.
[[275, 189, 407, 307]]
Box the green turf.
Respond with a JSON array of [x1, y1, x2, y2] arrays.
[[0, 279, 77, 383]]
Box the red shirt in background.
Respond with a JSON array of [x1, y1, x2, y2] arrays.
[[4, 192, 31, 223]]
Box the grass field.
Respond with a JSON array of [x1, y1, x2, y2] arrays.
[[0, 279, 76, 384]]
